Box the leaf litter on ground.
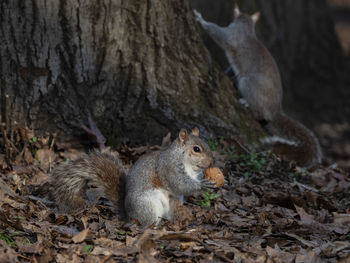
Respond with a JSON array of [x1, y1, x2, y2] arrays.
[[0, 128, 349, 262]]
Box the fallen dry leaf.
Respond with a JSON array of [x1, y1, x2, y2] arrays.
[[266, 245, 296, 263], [72, 228, 90, 243], [36, 149, 57, 172], [333, 212, 350, 224]]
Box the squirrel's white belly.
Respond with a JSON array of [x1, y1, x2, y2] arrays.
[[144, 189, 171, 223]]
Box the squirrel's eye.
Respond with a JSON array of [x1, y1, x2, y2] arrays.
[[193, 146, 201, 153]]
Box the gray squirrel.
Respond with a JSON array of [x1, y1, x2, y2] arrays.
[[50, 128, 215, 226], [194, 5, 322, 168]]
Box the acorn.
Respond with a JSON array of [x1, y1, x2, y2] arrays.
[[204, 167, 225, 187]]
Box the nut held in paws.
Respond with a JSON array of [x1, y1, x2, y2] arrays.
[[204, 167, 225, 187]]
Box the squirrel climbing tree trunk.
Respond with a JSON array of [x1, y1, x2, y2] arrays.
[[190, 0, 350, 125]]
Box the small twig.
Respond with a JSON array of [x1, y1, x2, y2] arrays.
[[5, 94, 9, 129], [231, 136, 250, 154], [49, 133, 57, 151], [81, 114, 107, 150], [49, 155, 52, 173], [17, 254, 31, 261], [9, 119, 14, 149], [292, 182, 319, 193], [48, 133, 57, 173], [18, 142, 28, 159], [282, 232, 317, 247], [5, 136, 20, 153], [98, 255, 112, 263]]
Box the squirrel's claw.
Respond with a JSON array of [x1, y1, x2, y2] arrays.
[[193, 10, 202, 22], [200, 178, 217, 190]]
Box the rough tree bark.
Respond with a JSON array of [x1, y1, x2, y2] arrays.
[[190, 0, 350, 125], [0, 0, 261, 145]]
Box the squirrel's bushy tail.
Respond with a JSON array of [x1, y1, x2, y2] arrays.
[[50, 151, 126, 213], [260, 113, 322, 168]]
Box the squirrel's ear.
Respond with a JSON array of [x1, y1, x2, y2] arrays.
[[234, 3, 240, 18], [178, 128, 189, 145], [191, 127, 199, 137], [251, 12, 260, 23]]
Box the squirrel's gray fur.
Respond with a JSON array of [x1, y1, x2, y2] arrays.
[[194, 6, 322, 168], [50, 128, 215, 226]]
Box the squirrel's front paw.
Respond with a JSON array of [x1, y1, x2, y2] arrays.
[[239, 98, 249, 108], [193, 10, 203, 22], [200, 178, 217, 190]]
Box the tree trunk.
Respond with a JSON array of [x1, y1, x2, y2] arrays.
[[0, 0, 262, 145], [190, 0, 350, 125]]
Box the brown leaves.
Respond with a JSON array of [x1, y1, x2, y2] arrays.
[[333, 212, 350, 224], [0, 127, 350, 262], [222, 150, 350, 262], [0, 246, 20, 263], [0, 178, 16, 204], [72, 228, 90, 244]]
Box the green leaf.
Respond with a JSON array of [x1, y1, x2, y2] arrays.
[[84, 244, 93, 253], [29, 136, 37, 144]]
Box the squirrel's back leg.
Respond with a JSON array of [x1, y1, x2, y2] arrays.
[[238, 76, 282, 121], [125, 189, 171, 226]]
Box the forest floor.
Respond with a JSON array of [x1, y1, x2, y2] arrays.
[[0, 126, 349, 263]]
